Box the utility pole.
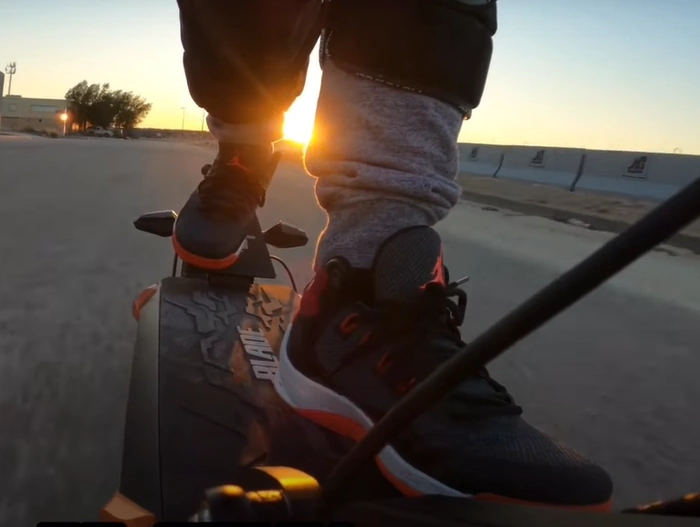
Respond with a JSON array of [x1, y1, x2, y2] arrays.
[[200, 109, 205, 132], [181, 107, 186, 130], [4, 62, 16, 96]]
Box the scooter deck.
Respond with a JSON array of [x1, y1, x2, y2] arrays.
[[117, 277, 400, 523], [119, 278, 299, 521], [160, 278, 298, 519]]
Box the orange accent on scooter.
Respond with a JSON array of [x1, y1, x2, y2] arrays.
[[132, 284, 158, 321], [100, 492, 156, 527]]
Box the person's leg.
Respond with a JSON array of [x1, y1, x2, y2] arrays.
[[275, 0, 614, 509], [173, 0, 322, 270]]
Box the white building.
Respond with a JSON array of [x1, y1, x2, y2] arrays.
[[1, 72, 68, 132]]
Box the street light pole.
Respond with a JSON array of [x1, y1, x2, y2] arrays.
[[60, 110, 68, 136], [4, 62, 17, 96], [201, 109, 205, 132], [181, 107, 186, 131]]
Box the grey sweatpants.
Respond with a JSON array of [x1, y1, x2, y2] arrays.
[[208, 59, 464, 270]]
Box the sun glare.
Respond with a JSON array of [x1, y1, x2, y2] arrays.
[[282, 88, 320, 146], [280, 54, 322, 146], [283, 111, 314, 146]]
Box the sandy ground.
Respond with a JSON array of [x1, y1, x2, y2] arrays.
[[459, 173, 700, 233]]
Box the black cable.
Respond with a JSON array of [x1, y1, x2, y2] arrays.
[[321, 175, 700, 506], [271, 255, 298, 293]]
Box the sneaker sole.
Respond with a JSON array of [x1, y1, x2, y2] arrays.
[[172, 225, 244, 271], [274, 325, 614, 512]]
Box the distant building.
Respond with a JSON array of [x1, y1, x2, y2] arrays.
[[0, 72, 70, 132], [0, 94, 68, 132]]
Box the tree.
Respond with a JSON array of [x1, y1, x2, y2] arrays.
[[85, 83, 118, 128], [65, 80, 94, 131], [112, 90, 152, 131], [65, 80, 151, 131]]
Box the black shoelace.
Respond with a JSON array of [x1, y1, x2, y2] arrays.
[[367, 278, 523, 419]]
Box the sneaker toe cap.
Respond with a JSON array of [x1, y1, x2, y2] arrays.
[[400, 417, 613, 507], [174, 193, 246, 259]]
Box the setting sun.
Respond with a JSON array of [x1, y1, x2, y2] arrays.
[[283, 106, 315, 146]]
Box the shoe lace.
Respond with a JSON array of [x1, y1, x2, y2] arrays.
[[372, 277, 523, 419], [197, 160, 266, 221]]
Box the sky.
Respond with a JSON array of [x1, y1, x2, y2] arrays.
[[1, 0, 699, 154]]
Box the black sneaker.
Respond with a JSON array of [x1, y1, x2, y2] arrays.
[[173, 143, 276, 270], [274, 226, 613, 510]]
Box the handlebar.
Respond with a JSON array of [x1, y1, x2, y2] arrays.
[[189, 467, 321, 523]]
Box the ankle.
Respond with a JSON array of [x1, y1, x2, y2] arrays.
[[207, 114, 284, 145], [314, 200, 434, 270], [217, 142, 274, 160]]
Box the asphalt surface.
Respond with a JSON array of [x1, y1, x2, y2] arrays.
[[1, 137, 699, 524]]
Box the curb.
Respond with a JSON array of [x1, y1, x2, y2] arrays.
[[460, 189, 700, 255]]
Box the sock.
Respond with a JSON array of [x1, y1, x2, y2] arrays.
[[206, 114, 284, 145], [305, 60, 464, 269]]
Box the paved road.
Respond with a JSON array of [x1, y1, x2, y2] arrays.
[[1, 138, 699, 524]]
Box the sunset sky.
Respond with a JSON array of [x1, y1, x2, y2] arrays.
[[1, 0, 699, 153]]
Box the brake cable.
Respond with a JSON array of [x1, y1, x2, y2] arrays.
[[320, 175, 700, 508]]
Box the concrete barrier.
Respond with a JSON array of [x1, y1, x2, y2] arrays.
[[575, 151, 699, 202], [458, 141, 700, 202], [458, 143, 504, 177], [496, 146, 585, 189]]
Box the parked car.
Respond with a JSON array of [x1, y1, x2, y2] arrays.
[[86, 126, 114, 138]]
